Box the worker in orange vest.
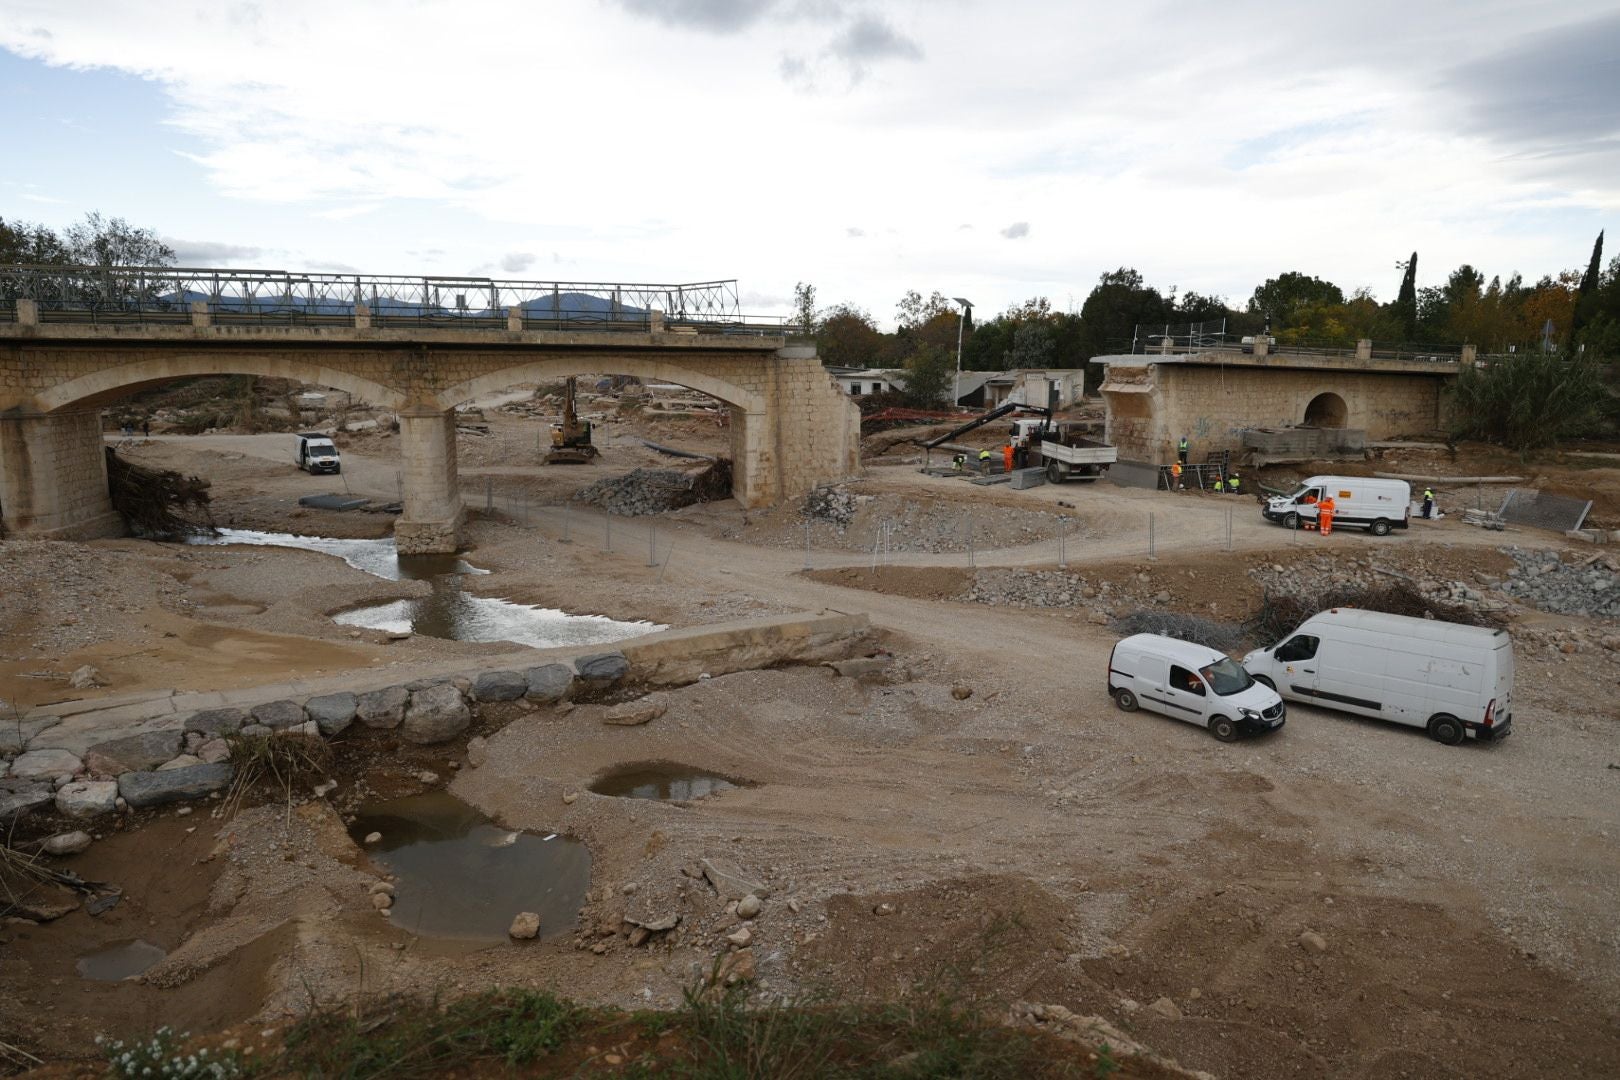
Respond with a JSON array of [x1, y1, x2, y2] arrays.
[[1169, 461, 1183, 490], [1003, 444, 1015, 473], [1318, 494, 1337, 535]]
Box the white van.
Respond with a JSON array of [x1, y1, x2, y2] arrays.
[[1262, 475, 1409, 536], [1107, 634, 1287, 741], [294, 432, 341, 475], [1242, 609, 1513, 745]]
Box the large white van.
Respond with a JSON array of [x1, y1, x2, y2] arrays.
[[1241, 609, 1513, 745], [1107, 634, 1287, 741], [1262, 475, 1409, 535]]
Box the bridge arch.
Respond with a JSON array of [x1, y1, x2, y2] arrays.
[[436, 357, 766, 416], [1303, 391, 1348, 428], [34, 354, 409, 414]]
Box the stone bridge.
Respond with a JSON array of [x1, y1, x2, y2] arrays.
[[0, 302, 860, 551]]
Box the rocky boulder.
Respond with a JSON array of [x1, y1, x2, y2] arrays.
[[1, 778, 54, 818], [356, 686, 409, 729], [304, 693, 357, 736], [473, 670, 528, 703], [401, 683, 471, 745], [575, 652, 629, 690], [43, 830, 93, 856], [83, 730, 183, 776], [185, 708, 247, 737], [8, 748, 82, 781], [525, 663, 574, 704], [250, 699, 307, 730], [55, 780, 119, 818], [603, 693, 670, 726], [118, 763, 234, 808]]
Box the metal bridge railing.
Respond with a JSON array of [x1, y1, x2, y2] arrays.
[[0, 265, 791, 334]]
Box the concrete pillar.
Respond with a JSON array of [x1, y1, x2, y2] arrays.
[[1355, 339, 1372, 360], [394, 407, 464, 554], [649, 308, 665, 333], [1461, 344, 1477, 364], [506, 306, 522, 332], [1253, 337, 1270, 357], [0, 410, 124, 540], [15, 298, 39, 326], [189, 301, 211, 328], [354, 303, 372, 330]]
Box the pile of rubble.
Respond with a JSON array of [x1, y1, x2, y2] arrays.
[[575, 464, 729, 517], [1493, 547, 1620, 618], [963, 568, 1095, 608], [802, 485, 860, 527]]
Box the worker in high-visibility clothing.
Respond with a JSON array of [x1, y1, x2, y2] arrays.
[[1003, 444, 1015, 473], [978, 448, 992, 474], [1177, 436, 1190, 465], [1169, 461, 1183, 490], [1213, 475, 1225, 494], [1318, 494, 1337, 535], [1421, 487, 1435, 519], [1228, 472, 1242, 496]]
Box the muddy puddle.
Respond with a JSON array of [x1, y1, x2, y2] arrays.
[[76, 940, 167, 981], [348, 791, 589, 942], [188, 529, 662, 648], [590, 762, 745, 801]]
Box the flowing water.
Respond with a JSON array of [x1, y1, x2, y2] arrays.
[[188, 529, 662, 647], [347, 791, 590, 942], [589, 762, 744, 801]]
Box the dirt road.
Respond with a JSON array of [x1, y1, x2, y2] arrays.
[[5, 426, 1618, 1079]]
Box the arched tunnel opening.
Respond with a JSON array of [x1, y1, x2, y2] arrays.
[[1303, 391, 1348, 428]]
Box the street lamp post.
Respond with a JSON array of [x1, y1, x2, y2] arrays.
[[951, 297, 973, 408]]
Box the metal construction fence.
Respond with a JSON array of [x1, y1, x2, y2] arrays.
[[0, 265, 793, 334], [1496, 489, 1593, 533]]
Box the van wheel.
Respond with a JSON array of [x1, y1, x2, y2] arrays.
[[1428, 714, 1465, 746], [1282, 512, 1299, 530], [1370, 518, 1391, 536], [1046, 462, 1065, 484], [1113, 688, 1139, 712], [1251, 674, 1275, 691], [1209, 716, 1238, 742]]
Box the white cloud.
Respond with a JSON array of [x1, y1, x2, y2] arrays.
[[0, 0, 1613, 326]]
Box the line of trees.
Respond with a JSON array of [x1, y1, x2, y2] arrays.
[[797, 232, 1620, 406]]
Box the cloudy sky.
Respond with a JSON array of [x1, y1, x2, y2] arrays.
[[2, 1, 1617, 326]]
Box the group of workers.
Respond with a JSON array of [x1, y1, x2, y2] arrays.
[[1167, 457, 1242, 495]]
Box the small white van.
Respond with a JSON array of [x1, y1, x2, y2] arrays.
[[294, 432, 341, 475], [1262, 475, 1409, 535], [1107, 634, 1287, 741], [1242, 609, 1513, 745]]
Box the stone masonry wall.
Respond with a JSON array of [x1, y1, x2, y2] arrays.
[[1104, 363, 1447, 464], [0, 410, 121, 539]]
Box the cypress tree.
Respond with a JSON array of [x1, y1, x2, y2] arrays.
[[1570, 230, 1605, 346], [1394, 252, 1418, 341]]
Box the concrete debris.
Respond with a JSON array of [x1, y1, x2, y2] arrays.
[[1495, 547, 1620, 618], [575, 463, 729, 517], [68, 665, 107, 689], [603, 693, 670, 726], [701, 857, 769, 900], [803, 485, 858, 527]]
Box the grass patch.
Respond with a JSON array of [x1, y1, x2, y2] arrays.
[[254, 981, 1151, 1079]]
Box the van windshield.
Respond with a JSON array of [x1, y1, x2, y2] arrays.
[[1199, 657, 1254, 696], [308, 440, 336, 453]]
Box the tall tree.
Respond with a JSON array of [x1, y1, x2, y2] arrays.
[[1246, 272, 1344, 328], [1571, 230, 1605, 345], [0, 216, 70, 265], [1394, 253, 1419, 341], [62, 212, 175, 268], [816, 303, 884, 368], [791, 281, 819, 337]]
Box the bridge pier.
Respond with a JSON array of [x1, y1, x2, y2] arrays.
[[0, 410, 124, 540], [394, 407, 465, 554]]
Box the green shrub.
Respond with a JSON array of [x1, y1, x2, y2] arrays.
[[1448, 351, 1610, 457]]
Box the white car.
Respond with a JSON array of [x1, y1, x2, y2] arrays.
[[1107, 633, 1286, 741]]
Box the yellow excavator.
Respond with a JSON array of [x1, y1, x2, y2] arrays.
[[545, 376, 598, 464]]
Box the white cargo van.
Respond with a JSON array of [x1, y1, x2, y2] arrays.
[[294, 432, 341, 475], [1107, 634, 1287, 741], [1241, 609, 1513, 745], [1262, 475, 1409, 535]]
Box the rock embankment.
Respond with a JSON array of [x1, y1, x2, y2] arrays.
[[1494, 547, 1620, 618]]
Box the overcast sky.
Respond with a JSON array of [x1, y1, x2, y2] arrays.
[[2, 1, 1617, 327]]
